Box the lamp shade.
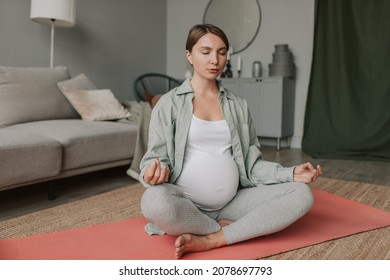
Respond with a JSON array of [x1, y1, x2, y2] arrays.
[[30, 0, 76, 27]]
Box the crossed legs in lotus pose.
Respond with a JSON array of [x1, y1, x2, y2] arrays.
[[141, 182, 313, 258]]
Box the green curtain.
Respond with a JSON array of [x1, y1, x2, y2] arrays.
[[302, 0, 390, 161]]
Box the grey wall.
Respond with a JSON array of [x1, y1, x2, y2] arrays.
[[1, 0, 314, 148], [0, 0, 167, 101]]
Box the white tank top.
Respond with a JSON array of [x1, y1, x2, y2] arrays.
[[175, 114, 239, 211]]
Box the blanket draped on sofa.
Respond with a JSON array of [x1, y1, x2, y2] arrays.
[[122, 101, 152, 181]]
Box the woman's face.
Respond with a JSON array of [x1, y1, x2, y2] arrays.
[[186, 33, 228, 80]]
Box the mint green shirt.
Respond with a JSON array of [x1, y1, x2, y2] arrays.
[[139, 78, 295, 188]]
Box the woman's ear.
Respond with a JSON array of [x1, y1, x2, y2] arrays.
[[185, 50, 192, 65]]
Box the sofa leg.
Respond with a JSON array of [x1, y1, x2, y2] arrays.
[[48, 185, 57, 200]]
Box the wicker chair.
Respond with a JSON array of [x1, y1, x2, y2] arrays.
[[133, 73, 181, 102]]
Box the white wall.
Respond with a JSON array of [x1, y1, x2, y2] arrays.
[[166, 0, 315, 148]]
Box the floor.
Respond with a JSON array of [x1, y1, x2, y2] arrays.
[[1, 146, 389, 221]]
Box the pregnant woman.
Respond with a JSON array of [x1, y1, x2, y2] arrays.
[[139, 23, 322, 259]]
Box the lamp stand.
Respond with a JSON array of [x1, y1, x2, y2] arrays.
[[30, 0, 76, 68], [50, 19, 55, 68]]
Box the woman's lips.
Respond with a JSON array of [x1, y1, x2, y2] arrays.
[[208, 68, 219, 73]]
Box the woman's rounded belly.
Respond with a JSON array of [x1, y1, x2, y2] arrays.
[[176, 151, 239, 211]]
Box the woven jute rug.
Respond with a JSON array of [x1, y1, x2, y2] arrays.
[[1, 177, 389, 259]]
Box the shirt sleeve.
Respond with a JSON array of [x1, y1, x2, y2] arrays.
[[243, 97, 295, 185], [139, 101, 172, 188]]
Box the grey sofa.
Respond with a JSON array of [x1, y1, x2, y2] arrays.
[[0, 66, 138, 199]]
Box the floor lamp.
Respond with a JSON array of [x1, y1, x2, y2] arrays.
[[30, 0, 76, 68]]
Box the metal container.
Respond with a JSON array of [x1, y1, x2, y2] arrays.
[[252, 61, 262, 77]]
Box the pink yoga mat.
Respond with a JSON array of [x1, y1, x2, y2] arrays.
[[1, 189, 390, 260]]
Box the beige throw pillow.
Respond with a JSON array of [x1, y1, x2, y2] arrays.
[[57, 73, 97, 92], [63, 89, 131, 121]]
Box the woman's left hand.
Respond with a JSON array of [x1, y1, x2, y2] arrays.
[[293, 162, 323, 183]]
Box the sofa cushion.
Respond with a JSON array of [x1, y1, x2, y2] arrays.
[[0, 130, 62, 188], [8, 120, 138, 170], [0, 66, 79, 128]]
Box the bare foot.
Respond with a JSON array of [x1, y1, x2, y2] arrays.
[[174, 230, 227, 259], [218, 219, 233, 227]]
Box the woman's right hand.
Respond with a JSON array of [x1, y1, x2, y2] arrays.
[[143, 158, 170, 185]]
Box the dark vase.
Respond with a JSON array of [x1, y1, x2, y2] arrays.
[[224, 60, 233, 78]]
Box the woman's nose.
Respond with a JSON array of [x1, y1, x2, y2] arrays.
[[210, 53, 218, 64]]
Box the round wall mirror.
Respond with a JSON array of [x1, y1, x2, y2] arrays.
[[203, 0, 261, 54]]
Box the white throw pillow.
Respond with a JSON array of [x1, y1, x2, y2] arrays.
[[57, 73, 97, 92], [63, 89, 131, 121]]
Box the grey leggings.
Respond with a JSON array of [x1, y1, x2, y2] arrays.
[[141, 182, 314, 244]]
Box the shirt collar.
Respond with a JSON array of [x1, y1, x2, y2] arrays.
[[175, 77, 193, 95], [217, 78, 235, 100], [175, 77, 235, 100]]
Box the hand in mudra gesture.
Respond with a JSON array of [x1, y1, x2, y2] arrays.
[[144, 158, 170, 185], [293, 162, 323, 183]]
